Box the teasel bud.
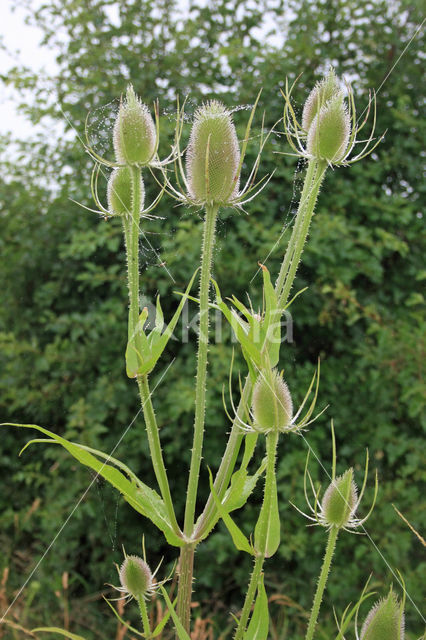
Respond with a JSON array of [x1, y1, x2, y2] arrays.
[[186, 100, 240, 205], [113, 85, 156, 166], [360, 590, 405, 640], [302, 68, 342, 132], [107, 166, 144, 217], [321, 468, 357, 529], [306, 93, 351, 163], [252, 369, 293, 433], [119, 555, 153, 600]]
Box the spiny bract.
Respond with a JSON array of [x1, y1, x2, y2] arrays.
[[252, 369, 293, 433], [186, 100, 240, 205]]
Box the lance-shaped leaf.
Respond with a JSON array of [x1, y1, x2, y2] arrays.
[[159, 587, 191, 640], [126, 269, 199, 378], [245, 574, 269, 640], [210, 265, 285, 378], [208, 469, 254, 554], [32, 629, 86, 640], [254, 470, 280, 558], [2, 422, 184, 547]]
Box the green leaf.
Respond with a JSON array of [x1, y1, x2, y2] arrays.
[[208, 469, 254, 555], [103, 597, 145, 637], [128, 269, 199, 377], [254, 472, 280, 558], [245, 575, 269, 640], [152, 597, 175, 638], [3, 422, 183, 547], [32, 628, 87, 640], [224, 460, 266, 513], [159, 586, 191, 640], [126, 306, 150, 377]]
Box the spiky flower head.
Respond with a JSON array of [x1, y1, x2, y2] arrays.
[[321, 468, 358, 529], [306, 93, 351, 163], [113, 85, 156, 166], [119, 555, 153, 600], [186, 100, 240, 205], [282, 69, 383, 167], [302, 68, 342, 132], [252, 369, 293, 434], [360, 590, 405, 640], [107, 166, 145, 216]]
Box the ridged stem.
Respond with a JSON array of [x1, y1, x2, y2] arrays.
[[234, 430, 279, 639], [137, 374, 179, 534], [138, 596, 151, 638], [234, 554, 265, 640], [305, 526, 339, 640], [125, 167, 179, 535], [197, 160, 327, 539], [276, 159, 327, 307], [177, 203, 218, 631]]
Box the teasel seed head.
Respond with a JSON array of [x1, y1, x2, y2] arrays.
[[119, 555, 153, 600], [321, 468, 358, 529], [113, 85, 156, 166], [302, 68, 342, 132], [107, 166, 144, 216], [360, 590, 405, 640], [252, 369, 293, 433], [186, 100, 240, 205]]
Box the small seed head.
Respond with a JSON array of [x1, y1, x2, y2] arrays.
[[252, 369, 293, 433], [107, 166, 145, 216], [119, 555, 153, 599], [360, 591, 405, 640], [302, 68, 342, 132], [186, 100, 240, 205], [113, 85, 156, 165], [321, 468, 357, 528], [306, 93, 351, 163]]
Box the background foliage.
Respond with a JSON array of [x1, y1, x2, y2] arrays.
[[0, 0, 424, 637]]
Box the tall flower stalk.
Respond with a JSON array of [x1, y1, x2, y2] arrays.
[[1, 70, 389, 639]]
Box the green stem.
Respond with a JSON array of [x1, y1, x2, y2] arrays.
[[234, 554, 265, 640], [137, 374, 180, 534], [276, 159, 327, 308], [235, 430, 279, 639], [138, 596, 151, 638], [177, 204, 218, 631], [124, 167, 179, 535], [176, 542, 195, 633], [197, 160, 327, 540], [305, 526, 339, 640]]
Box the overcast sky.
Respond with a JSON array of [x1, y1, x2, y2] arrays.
[[0, 0, 56, 137], [0, 0, 285, 140]]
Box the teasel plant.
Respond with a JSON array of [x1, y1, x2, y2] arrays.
[[291, 422, 379, 640], [2, 68, 406, 640]]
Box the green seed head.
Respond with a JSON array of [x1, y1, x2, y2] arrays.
[[107, 166, 145, 216], [113, 85, 156, 165], [360, 590, 405, 640], [186, 100, 240, 205], [302, 68, 342, 132], [252, 369, 293, 433], [119, 555, 153, 599], [306, 93, 351, 163], [321, 468, 357, 528]]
